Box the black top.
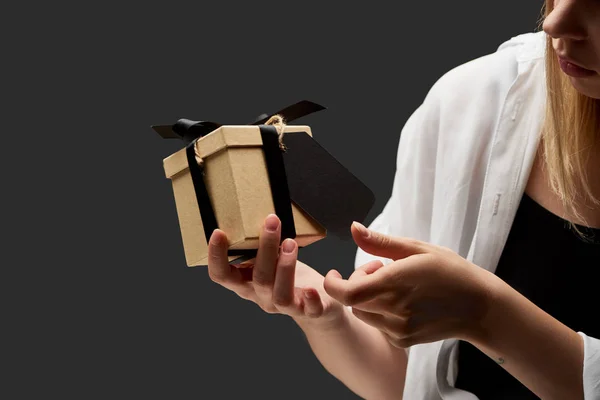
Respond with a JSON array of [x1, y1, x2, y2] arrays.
[[454, 193, 600, 399]]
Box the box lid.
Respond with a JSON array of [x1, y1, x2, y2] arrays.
[[163, 125, 313, 179]]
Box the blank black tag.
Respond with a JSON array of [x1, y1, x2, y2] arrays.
[[282, 132, 375, 241]]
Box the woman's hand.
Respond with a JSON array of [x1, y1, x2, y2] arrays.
[[323, 222, 500, 348], [207, 214, 346, 328]]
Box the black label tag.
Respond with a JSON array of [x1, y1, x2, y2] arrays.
[[282, 132, 375, 241]]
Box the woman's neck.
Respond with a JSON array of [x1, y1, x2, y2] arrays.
[[525, 142, 600, 229]]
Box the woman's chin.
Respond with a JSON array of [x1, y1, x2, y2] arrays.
[[568, 74, 600, 100]]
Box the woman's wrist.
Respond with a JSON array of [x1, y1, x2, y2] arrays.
[[463, 269, 510, 346], [461, 268, 585, 398]]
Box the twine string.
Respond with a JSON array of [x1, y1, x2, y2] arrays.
[[264, 114, 288, 151]]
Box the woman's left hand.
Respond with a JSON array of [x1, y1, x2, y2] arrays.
[[323, 222, 501, 349]]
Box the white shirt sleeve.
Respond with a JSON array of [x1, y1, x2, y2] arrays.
[[579, 332, 600, 399]]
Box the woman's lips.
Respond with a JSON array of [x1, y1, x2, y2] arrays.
[[558, 56, 597, 78]]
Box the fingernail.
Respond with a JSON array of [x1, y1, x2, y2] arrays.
[[265, 214, 280, 232], [328, 269, 342, 279], [210, 230, 222, 245], [304, 289, 314, 299], [282, 239, 296, 254], [353, 221, 370, 238]]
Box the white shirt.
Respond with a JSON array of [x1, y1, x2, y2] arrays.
[[354, 30, 600, 399]]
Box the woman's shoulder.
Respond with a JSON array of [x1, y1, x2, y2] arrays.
[[404, 30, 547, 156], [393, 31, 547, 196], [393, 31, 546, 154], [425, 31, 546, 110]]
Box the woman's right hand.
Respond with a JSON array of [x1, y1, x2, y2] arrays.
[[207, 214, 345, 328]]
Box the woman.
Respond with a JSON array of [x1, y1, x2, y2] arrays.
[[206, 0, 600, 398]]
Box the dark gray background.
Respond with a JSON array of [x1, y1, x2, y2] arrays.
[[7, 1, 544, 399]]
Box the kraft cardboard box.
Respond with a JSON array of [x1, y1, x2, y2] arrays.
[[153, 101, 375, 267]]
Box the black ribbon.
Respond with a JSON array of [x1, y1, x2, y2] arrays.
[[153, 100, 326, 265], [258, 125, 296, 240], [153, 100, 326, 145]]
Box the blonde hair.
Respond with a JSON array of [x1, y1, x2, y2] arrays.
[[539, 0, 600, 235]]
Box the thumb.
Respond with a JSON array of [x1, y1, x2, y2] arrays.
[[351, 221, 425, 261]]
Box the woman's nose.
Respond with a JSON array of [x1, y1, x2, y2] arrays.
[[543, 0, 588, 41]]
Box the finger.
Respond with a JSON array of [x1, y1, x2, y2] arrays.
[[323, 268, 392, 306], [208, 230, 257, 300], [207, 229, 244, 286], [253, 214, 281, 298], [302, 288, 324, 318], [349, 259, 385, 281], [271, 239, 298, 310], [351, 222, 427, 261]]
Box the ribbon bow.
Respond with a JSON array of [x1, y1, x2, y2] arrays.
[[151, 100, 326, 145]]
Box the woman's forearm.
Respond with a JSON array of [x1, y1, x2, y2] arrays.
[[469, 274, 584, 400], [295, 307, 408, 400]]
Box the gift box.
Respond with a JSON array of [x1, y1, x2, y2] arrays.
[[153, 101, 375, 267]]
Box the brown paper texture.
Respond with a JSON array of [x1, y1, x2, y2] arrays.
[[164, 125, 326, 266]]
